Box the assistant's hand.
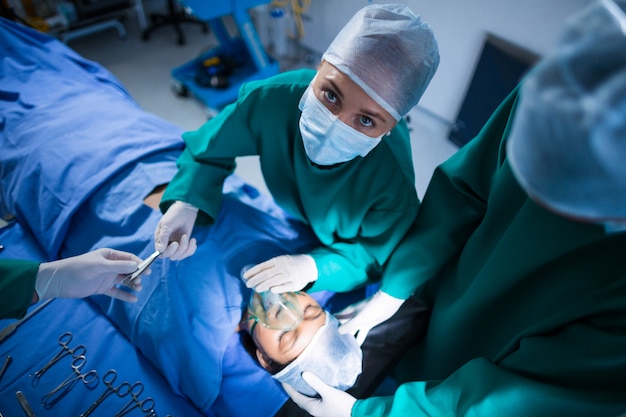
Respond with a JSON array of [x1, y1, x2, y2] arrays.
[[154, 201, 198, 261], [243, 254, 317, 293], [336, 290, 405, 345], [35, 248, 142, 302], [283, 372, 356, 417]]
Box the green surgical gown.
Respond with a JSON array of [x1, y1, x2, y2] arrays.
[[0, 260, 39, 319], [161, 69, 419, 292], [354, 88, 626, 416]]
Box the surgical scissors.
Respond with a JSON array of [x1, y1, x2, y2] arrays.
[[81, 369, 132, 417], [41, 355, 98, 409], [32, 332, 86, 381], [112, 381, 155, 417]]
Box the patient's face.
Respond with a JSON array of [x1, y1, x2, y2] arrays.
[[243, 292, 326, 370]]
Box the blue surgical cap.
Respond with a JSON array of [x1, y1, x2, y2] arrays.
[[272, 313, 362, 397], [322, 3, 440, 120], [507, 0, 626, 221]]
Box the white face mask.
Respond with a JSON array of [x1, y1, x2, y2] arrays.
[[298, 87, 382, 166]]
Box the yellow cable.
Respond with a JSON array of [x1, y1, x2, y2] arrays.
[[270, 0, 311, 40]]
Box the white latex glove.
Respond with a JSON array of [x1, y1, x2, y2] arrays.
[[35, 248, 142, 302], [283, 372, 356, 417], [336, 290, 405, 346], [154, 201, 198, 261], [243, 254, 317, 293]]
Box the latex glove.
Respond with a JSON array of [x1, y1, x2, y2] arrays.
[[336, 290, 405, 346], [283, 372, 356, 417], [35, 248, 143, 302], [154, 201, 198, 261], [243, 254, 317, 293]]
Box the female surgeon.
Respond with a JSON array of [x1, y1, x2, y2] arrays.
[[0, 248, 143, 319], [287, 0, 626, 415], [153, 4, 440, 302]]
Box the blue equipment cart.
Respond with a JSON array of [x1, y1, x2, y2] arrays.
[[172, 0, 279, 113]]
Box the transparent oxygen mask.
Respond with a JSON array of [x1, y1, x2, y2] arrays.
[[247, 291, 304, 331], [241, 264, 305, 331]]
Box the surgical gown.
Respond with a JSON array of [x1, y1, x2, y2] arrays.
[[354, 88, 626, 416], [162, 69, 419, 293], [0, 260, 38, 318]]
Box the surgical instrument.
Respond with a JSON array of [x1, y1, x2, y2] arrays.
[[80, 369, 131, 417], [0, 355, 12, 383], [121, 250, 161, 286], [16, 391, 37, 417], [0, 299, 54, 343], [41, 355, 98, 409], [112, 381, 155, 417], [32, 332, 87, 381]]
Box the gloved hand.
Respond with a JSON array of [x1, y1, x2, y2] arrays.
[[243, 254, 318, 293], [283, 372, 356, 417], [336, 290, 405, 345], [154, 201, 198, 261], [35, 248, 143, 302]]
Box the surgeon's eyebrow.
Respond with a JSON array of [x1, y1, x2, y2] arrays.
[[326, 79, 344, 100], [326, 78, 388, 124]]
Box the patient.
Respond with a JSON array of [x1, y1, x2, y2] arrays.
[[0, 18, 363, 416], [60, 157, 363, 415], [240, 290, 361, 397]]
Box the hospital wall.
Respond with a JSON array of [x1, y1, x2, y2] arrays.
[[297, 0, 594, 127]]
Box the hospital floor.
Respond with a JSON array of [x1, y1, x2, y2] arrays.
[[68, 4, 459, 200]]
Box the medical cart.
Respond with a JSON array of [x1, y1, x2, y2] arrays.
[[171, 0, 280, 114]]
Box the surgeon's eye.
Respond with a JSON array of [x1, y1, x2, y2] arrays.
[[359, 115, 374, 128], [324, 90, 339, 104]]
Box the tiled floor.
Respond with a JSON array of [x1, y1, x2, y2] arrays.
[[68, 4, 458, 199]]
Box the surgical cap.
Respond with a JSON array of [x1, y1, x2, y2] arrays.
[[272, 313, 362, 397], [507, 0, 626, 221], [322, 3, 439, 121]]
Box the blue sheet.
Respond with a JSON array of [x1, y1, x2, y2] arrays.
[[0, 18, 184, 259], [0, 17, 366, 416]]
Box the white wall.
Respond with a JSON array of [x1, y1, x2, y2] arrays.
[[298, 0, 595, 124]]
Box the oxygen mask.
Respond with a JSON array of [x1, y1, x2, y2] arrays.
[[247, 290, 304, 331]]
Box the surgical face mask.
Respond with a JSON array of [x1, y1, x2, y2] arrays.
[[298, 87, 382, 166], [247, 291, 304, 331]]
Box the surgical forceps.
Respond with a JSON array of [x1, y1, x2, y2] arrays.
[[80, 369, 132, 417], [112, 381, 155, 417], [121, 250, 161, 286], [31, 332, 86, 381], [40, 355, 98, 409]]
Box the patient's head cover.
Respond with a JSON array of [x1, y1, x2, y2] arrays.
[[322, 3, 440, 120], [272, 313, 363, 397]]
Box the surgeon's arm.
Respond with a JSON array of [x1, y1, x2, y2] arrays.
[[0, 260, 39, 319], [380, 87, 521, 300], [160, 86, 261, 224], [353, 318, 626, 417]]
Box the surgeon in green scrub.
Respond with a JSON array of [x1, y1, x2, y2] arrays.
[[0, 248, 143, 319], [153, 4, 439, 298], [285, 0, 626, 416]]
